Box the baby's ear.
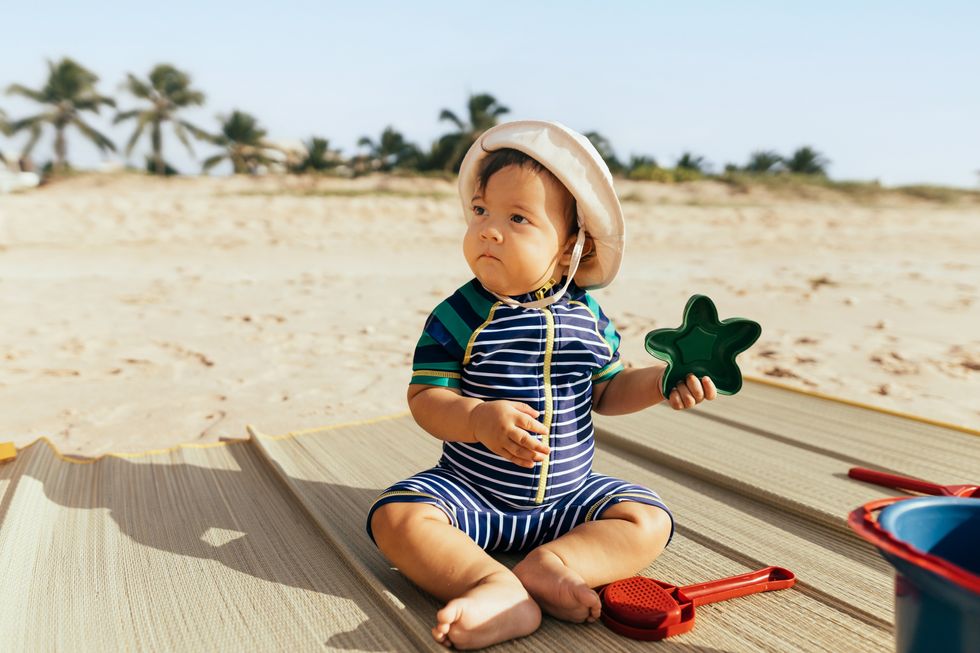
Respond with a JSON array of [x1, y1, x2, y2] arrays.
[[560, 231, 595, 264]]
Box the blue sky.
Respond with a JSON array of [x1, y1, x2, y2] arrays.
[[1, 1, 978, 186]]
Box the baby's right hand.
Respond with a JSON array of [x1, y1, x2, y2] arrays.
[[468, 400, 550, 468]]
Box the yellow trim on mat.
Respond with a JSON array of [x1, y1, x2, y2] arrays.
[[744, 375, 979, 436]]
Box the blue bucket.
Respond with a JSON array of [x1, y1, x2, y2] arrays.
[[850, 497, 980, 653]]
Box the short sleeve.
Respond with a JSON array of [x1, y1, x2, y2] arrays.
[[583, 293, 624, 384], [410, 311, 463, 388]]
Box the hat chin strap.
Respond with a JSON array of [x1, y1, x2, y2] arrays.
[[490, 228, 586, 310]]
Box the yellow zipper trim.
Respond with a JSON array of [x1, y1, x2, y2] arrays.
[[534, 278, 557, 301], [534, 307, 555, 504], [585, 492, 659, 521]]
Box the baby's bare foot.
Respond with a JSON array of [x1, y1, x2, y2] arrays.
[[513, 548, 602, 623], [431, 570, 541, 650]]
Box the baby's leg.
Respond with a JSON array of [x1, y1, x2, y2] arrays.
[[512, 502, 672, 623], [370, 502, 541, 649]]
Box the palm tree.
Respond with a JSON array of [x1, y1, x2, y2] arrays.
[[676, 152, 707, 172], [357, 126, 421, 172], [5, 57, 116, 171], [785, 146, 829, 175], [114, 64, 209, 175], [744, 150, 783, 173], [674, 152, 708, 173], [290, 136, 342, 173], [201, 110, 276, 174], [583, 131, 625, 175], [433, 93, 510, 173], [628, 154, 658, 171]]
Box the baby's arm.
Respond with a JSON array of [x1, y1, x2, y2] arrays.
[[591, 363, 667, 415], [592, 364, 717, 415], [408, 385, 550, 468], [407, 385, 481, 443]]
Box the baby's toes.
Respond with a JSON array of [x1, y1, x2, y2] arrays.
[[432, 601, 463, 644], [575, 585, 602, 618]]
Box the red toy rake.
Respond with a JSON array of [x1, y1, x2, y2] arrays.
[[848, 467, 980, 498], [598, 566, 796, 640]]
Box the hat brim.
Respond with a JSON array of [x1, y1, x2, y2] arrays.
[[457, 120, 625, 290]]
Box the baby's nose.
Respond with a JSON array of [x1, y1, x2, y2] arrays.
[[480, 227, 503, 242]]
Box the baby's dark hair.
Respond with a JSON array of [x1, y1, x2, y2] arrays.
[[476, 148, 578, 235]]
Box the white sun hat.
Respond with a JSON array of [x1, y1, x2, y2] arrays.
[[457, 120, 625, 308]]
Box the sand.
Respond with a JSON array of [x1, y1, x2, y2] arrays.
[[1, 173, 977, 456]]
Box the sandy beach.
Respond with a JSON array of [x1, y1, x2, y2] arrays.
[[1, 173, 977, 457]]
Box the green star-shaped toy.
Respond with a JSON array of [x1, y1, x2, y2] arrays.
[[645, 294, 762, 397]]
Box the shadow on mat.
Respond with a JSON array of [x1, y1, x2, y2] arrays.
[[0, 435, 713, 652]]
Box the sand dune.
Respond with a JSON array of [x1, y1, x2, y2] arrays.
[[0, 173, 977, 456]]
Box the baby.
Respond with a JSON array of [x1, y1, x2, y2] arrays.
[[366, 120, 716, 650]]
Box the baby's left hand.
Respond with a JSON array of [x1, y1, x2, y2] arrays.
[[666, 373, 717, 410]]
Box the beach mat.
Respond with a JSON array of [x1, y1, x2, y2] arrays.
[[2, 380, 975, 650]]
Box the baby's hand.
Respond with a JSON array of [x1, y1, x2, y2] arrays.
[[667, 373, 718, 410], [469, 400, 550, 468]]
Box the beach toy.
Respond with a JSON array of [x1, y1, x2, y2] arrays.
[[645, 294, 761, 397], [597, 566, 796, 640], [848, 467, 980, 498], [849, 497, 980, 653]]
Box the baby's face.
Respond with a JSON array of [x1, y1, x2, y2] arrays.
[[463, 164, 576, 296]]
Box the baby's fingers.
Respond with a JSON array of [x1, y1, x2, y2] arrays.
[[501, 442, 543, 468], [684, 374, 705, 402], [510, 428, 550, 456], [669, 386, 696, 410], [702, 376, 717, 400], [512, 409, 548, 436]]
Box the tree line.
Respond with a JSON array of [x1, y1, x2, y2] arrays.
[[0, 58, 829, 179]]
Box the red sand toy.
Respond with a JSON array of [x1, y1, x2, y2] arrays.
[[597, 566, 796, 640], [848, 467, 980, 498]]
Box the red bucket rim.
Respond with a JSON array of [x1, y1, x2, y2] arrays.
[[848, 497, 980, 595]]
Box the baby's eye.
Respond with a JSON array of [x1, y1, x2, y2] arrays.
[[472, 206, 486, 216], [510, 214, 529, 224]]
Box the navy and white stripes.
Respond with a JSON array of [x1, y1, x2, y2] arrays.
[[368, 277, 674, 553]]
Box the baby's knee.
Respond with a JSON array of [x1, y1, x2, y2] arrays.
[[603, 502, 673, 549], [369, 501, 450, 546]]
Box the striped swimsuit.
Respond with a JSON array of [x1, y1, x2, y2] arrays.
[[366, 277, 674, 553]]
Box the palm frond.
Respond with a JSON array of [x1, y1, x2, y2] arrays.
[[171, 122, 195, 157], [438, 109, 464, 129], [202, 153, 226, 172], [113, 109, 142, 125], [124, 113, 151, 155], [74, 94, 116, 112], [8, 112, 50, 134], [122, 73, 152, 99], [72, 117, 117, 153], [5, 83, 46, 102], [176, 119, 213, 143]]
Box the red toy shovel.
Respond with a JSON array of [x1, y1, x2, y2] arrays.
[[848, 467, 980, 498], [598, 566, 796, 640]]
